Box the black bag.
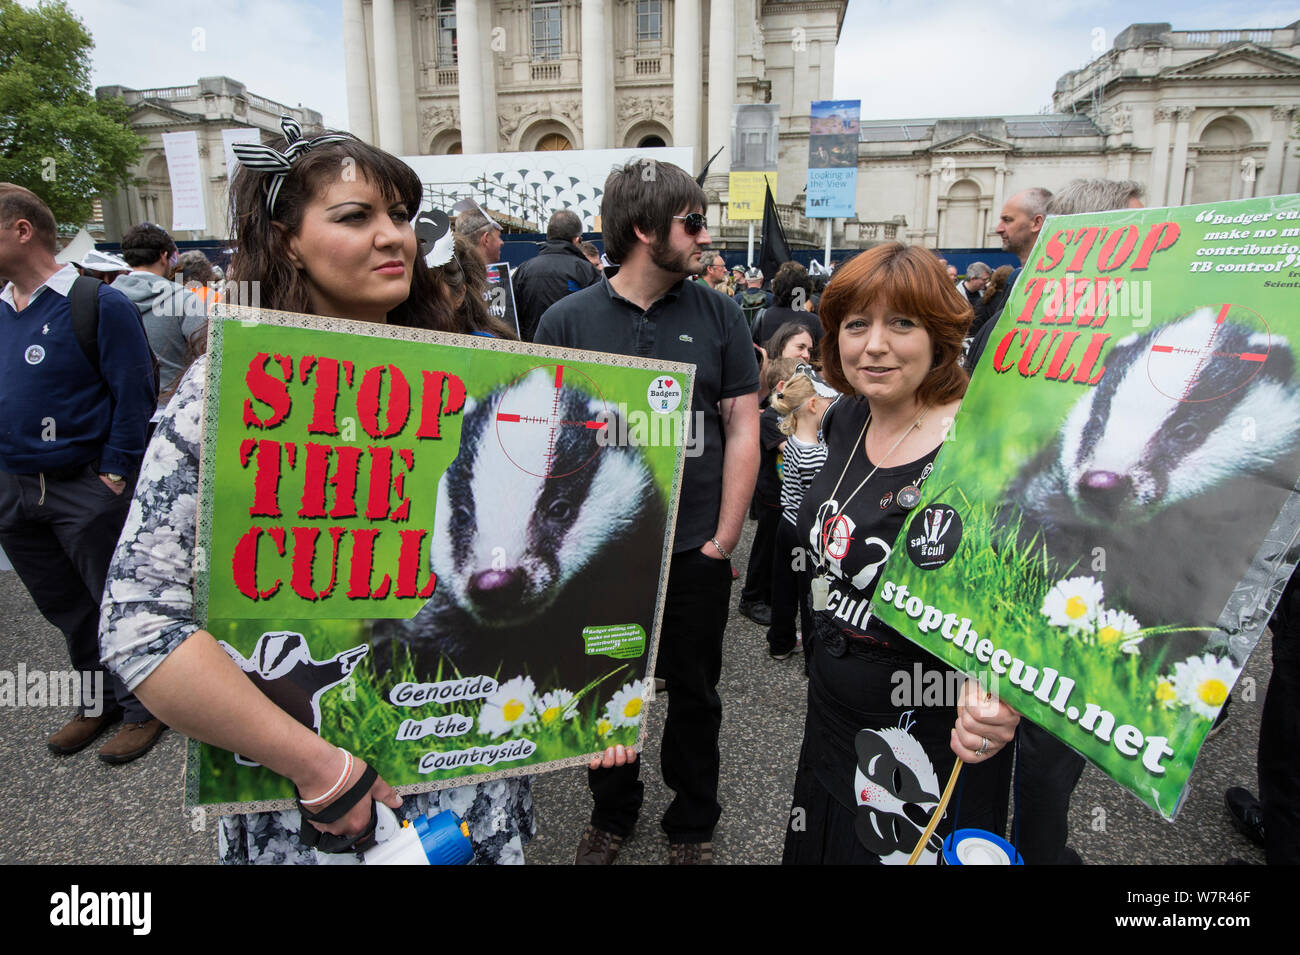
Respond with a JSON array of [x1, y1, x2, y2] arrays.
[[69, 275, 161, 395]]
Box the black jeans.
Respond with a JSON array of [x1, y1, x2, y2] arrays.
[[1011, 719, 1086, 864], [740, 502, 779, 606], [0, 466, 151, 722], [767, 518, 811, 655], [589, 547, 733, 843], [1260, 622, 1300, 864]]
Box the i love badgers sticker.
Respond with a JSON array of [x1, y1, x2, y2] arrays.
[[648, 375, 682, 414]]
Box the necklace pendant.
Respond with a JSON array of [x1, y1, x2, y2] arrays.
[[811, 575, 831, 611], [897, 485, 921, 509]]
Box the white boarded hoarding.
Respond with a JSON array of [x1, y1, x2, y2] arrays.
[[402, 147, 694, 231]]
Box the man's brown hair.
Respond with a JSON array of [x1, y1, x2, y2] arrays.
[[0, 183, 58, 254], [600, 159, 707, 264]]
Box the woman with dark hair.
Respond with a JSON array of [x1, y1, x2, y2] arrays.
[[99, 121, 532, 864], [783, 242, 1017, 865], [764, 322, 815, 365]]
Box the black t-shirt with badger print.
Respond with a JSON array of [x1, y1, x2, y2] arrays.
[[797, 395, 938, 659]]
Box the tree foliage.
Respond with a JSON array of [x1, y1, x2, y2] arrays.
[[0, 0, 143, 228]]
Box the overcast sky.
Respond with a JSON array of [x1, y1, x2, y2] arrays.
[[49, 0, 1300, 133]]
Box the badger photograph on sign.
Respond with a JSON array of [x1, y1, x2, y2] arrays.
[[190, 307, 692, 813], [868, 194, 1300, 819]]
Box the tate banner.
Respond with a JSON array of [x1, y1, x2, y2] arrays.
[[867, 194, 1300, 819], [806, 100, 860, 219], [190, 307, 692, 813]]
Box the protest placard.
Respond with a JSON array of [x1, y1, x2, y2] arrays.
[[867, 194, 1300, 819], [189, 307, 692, 813]]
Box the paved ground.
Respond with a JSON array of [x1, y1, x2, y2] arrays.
[[0, 518, 1269, 865]]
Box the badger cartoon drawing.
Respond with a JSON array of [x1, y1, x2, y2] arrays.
[[373, 367, 667, 687], [997, 307, 1300, 651]]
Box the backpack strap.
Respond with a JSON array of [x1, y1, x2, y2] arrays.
[[69, 275, 103, 375]]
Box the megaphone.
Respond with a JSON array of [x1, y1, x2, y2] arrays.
[[362, 803, 476, 865]]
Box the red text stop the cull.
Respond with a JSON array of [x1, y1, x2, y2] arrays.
[[231, 352, 467, 603], [991, 220, 1180, 384]]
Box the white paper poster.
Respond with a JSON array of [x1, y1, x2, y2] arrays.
[[162, 130, 206, 233]]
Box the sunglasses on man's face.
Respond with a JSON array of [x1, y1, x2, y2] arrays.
[[672, 212, 708, 235]]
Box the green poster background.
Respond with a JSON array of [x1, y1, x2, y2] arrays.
[[189, 309, 693, 812], [870, 194, 1300, 820]]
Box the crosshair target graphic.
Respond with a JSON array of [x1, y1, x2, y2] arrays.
[[817, 502, 854, 561], [1145, 303, 1272, 403], [493, 364, 609, 479]]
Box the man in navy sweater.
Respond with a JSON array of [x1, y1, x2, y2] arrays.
[[0, 184, 164, 763]]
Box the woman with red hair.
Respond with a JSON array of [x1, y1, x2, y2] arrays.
[[783, 243, 1019, 865]]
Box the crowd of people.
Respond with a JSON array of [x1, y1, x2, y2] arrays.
[[0, 122, 1293, 866]]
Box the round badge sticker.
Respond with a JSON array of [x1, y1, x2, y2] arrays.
[[25, 344, 45, 365], [648, 375, 682, 414], [905, 503, 963, 570]]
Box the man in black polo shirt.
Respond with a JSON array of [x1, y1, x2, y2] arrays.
[[535, 159, 760, 864]]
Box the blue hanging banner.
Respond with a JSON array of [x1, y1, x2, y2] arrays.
[[806, 100, 860, 219]]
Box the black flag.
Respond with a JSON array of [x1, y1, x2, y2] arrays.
[[759, 182, 792, 280], [696, 147, 724, 186]]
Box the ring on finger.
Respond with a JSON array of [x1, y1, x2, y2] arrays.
[[977, 736, 990, 757]]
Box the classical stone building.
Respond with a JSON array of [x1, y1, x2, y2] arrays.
[[852, 22, 1300, 250], [342, 0, 851, 245], [94, 77, 324, 241]]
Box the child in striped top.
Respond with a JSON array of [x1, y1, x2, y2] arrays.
[[765, 366, 836, 660]]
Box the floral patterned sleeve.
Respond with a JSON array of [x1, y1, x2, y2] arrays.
[[100, 355, 207, 690]]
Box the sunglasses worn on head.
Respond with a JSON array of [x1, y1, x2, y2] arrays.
[[672, 212, 707, 235]]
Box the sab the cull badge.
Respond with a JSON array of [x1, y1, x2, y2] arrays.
[[905, 503, 963, 570], [25, 344, 45, 365]]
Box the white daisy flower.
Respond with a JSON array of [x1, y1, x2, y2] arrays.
[[1167, 653, 1238, 721], [1040, 576, 1104, 634], [1094, 608, 1143, 654], [477, 676, 537, 738], [604, 680, 647, 729], [534, 689, 577, 726]]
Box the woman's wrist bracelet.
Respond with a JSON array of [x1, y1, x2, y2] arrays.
[[299, 749, 353, 806]]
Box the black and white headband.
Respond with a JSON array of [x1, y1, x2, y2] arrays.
[[231, 116, 356, 215]]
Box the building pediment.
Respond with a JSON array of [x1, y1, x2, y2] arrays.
[[1161, 43, 1300, 80], [126, 101, 200, 125], [930, 132, 1011, 153]]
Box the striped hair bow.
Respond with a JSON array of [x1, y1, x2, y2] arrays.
[[231, 116, 355, 214]]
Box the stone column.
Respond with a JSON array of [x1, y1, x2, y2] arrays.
[[911, 171, 927, 242], [706, 0, 736, 182], [342, 0, 374, 143], [477, 0, 498, 152], [1167, 106, 1192, 207], [992, 165, 1006, 224], [1265, 106, 1294, 196], [581, 0, 610, 150], [1149, 106, 1174, 206], [673, 0, 702, 168], [926, 168, 940, 247], [456, 0, 485, 154], [1183, 161, 1196, 204], [372, 0, 404, 152]]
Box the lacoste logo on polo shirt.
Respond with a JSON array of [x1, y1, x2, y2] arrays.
[[25, 344, 45, 365], [679, 334, 693, 343]]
